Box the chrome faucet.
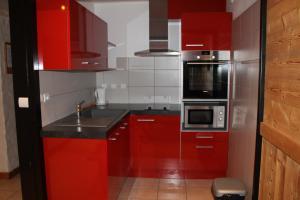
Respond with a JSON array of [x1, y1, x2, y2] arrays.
[[76, 100, 85, 124]]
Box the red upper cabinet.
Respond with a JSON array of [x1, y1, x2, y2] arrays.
[[168, 0, 226, 19], [181, 12, 232, 51], [36, 0, 108, 71]]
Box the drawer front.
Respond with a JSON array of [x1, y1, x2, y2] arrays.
[[181, 132, 228, 178]]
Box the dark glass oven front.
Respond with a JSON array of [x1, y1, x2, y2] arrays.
[[183, 62, 228, 99]]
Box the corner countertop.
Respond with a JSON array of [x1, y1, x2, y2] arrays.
[[41, 104, 181, 139]]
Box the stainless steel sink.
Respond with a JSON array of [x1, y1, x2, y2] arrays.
[[53, 109, 126, 128]]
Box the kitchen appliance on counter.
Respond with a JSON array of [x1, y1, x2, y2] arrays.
[[182, 51, 230, 100], [182, 101, 228, 132], [95, 88, 106, 106]]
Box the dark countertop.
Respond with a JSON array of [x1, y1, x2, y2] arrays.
[[41, 104, 181, 139]]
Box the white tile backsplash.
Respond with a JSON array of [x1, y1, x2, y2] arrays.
[[96, 56, 182, 104], [154, 57, 180, 70], [106, 88, 129, 104], [154, 87, 181, 104], [155, 70, 180, 87], [129, 69, 155, 87], [39, 71, 96, 126], [129, 87, 154, 104], [129, 57, 154, 69]]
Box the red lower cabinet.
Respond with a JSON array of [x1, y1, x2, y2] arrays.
[[129, 114, 181, 179], [43, 116, 130, 200], [43, 138, 108, 200], [181, 132, 229, 179]]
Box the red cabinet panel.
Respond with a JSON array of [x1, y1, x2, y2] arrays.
[[129, 114, 181, 179], [168, 0, 226, 19], [43, 116, 130, 200], [43, 138, 108, 200], [181, 132, 229, 179], [36, 0, 108, 71], [182, 12, 232, 51]]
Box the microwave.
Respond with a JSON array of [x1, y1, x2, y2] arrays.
[[182, 51, 230, 100], [183, 102, 227, 131]]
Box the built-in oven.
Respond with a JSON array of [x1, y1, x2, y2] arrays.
[[182, 101, 227, 131], [182, 51, 230, 100]]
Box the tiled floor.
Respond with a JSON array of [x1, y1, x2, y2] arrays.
[[0, 175, 22, 200], [0, 175, 214, 200], [118, 178, 214, 200]]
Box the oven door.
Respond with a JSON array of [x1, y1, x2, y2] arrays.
[[183, 61, 229, 99]]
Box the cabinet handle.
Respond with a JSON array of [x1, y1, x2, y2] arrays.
[[115, 132, 120, 136], [81, 61, 90, 65], [94, 62, 99, 65], [119, 127, 126, 130], [195, 136, 214, 139], [195, 145, 214, 149], [186, 44, 204, 47], [123, 123, 128, 126], [108, 138, 117, 141], [137, 119, 155, 122]]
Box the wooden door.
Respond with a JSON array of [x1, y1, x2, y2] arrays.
[[259, 0, 300, 199]]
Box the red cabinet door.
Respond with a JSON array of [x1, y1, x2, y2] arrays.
[[43, 138, 108, 200], [37, 0, 108, 71], [181, 132, 229, 179], [168, 0, 226, 19], [130, 114, 181, 178], [154, 115, 182, 179], [182, 12, 232, 51]]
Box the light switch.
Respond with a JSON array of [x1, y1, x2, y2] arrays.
[[18, 97, 29, 108]]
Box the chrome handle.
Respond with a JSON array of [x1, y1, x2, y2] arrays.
[[81, 61, 90, 65], [119, 127, 126, 130], [94, 62, 99, 65], [115, 132, 120, 136], [137, 119, 155, 122], [195, 145, 214, 149], [186, 44, 204, 47], [108, 138, 117, 141], [186, 62, 227, 65], [123, 123, 128, 126], [195, 136, 214, 139]]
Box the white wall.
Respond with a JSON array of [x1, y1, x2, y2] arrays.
[[0, 11, 19, 173], [39, 72, 96, 126], [227, 0, 258, 19], [227, 1, 261, 199]]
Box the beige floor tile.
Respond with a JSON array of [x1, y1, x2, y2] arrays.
[[186, 188, 214, 200], [185, 179, 212, 189], [158, 189, 186, 200], [159, 179, 186, 190], [0, 176, 21, 192], [132, 178, 159, 189], [129, 187, 158, 200]]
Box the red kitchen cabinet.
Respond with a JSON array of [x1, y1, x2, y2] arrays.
[[36, 0, 108, 71], [181, 132, 229, 179], [168, 0, 226, 19], [43, 116, 130, 200], [182, 12, 232, 51], [129, 114, 181, 178], [43, 138, 108, 200]]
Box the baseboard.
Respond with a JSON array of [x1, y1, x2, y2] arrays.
[[0, 167, 19, 179]]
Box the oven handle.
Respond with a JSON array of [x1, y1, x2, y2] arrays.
[[186, 62, 228, 65], [195, 136, 214, 139]]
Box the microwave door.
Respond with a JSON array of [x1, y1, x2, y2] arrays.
[[184, 107, 214, 129]]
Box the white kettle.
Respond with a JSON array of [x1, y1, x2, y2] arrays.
[[95, 88, 106, 106]]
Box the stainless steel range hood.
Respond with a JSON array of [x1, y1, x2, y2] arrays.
[[134, 0, 180, 57]]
